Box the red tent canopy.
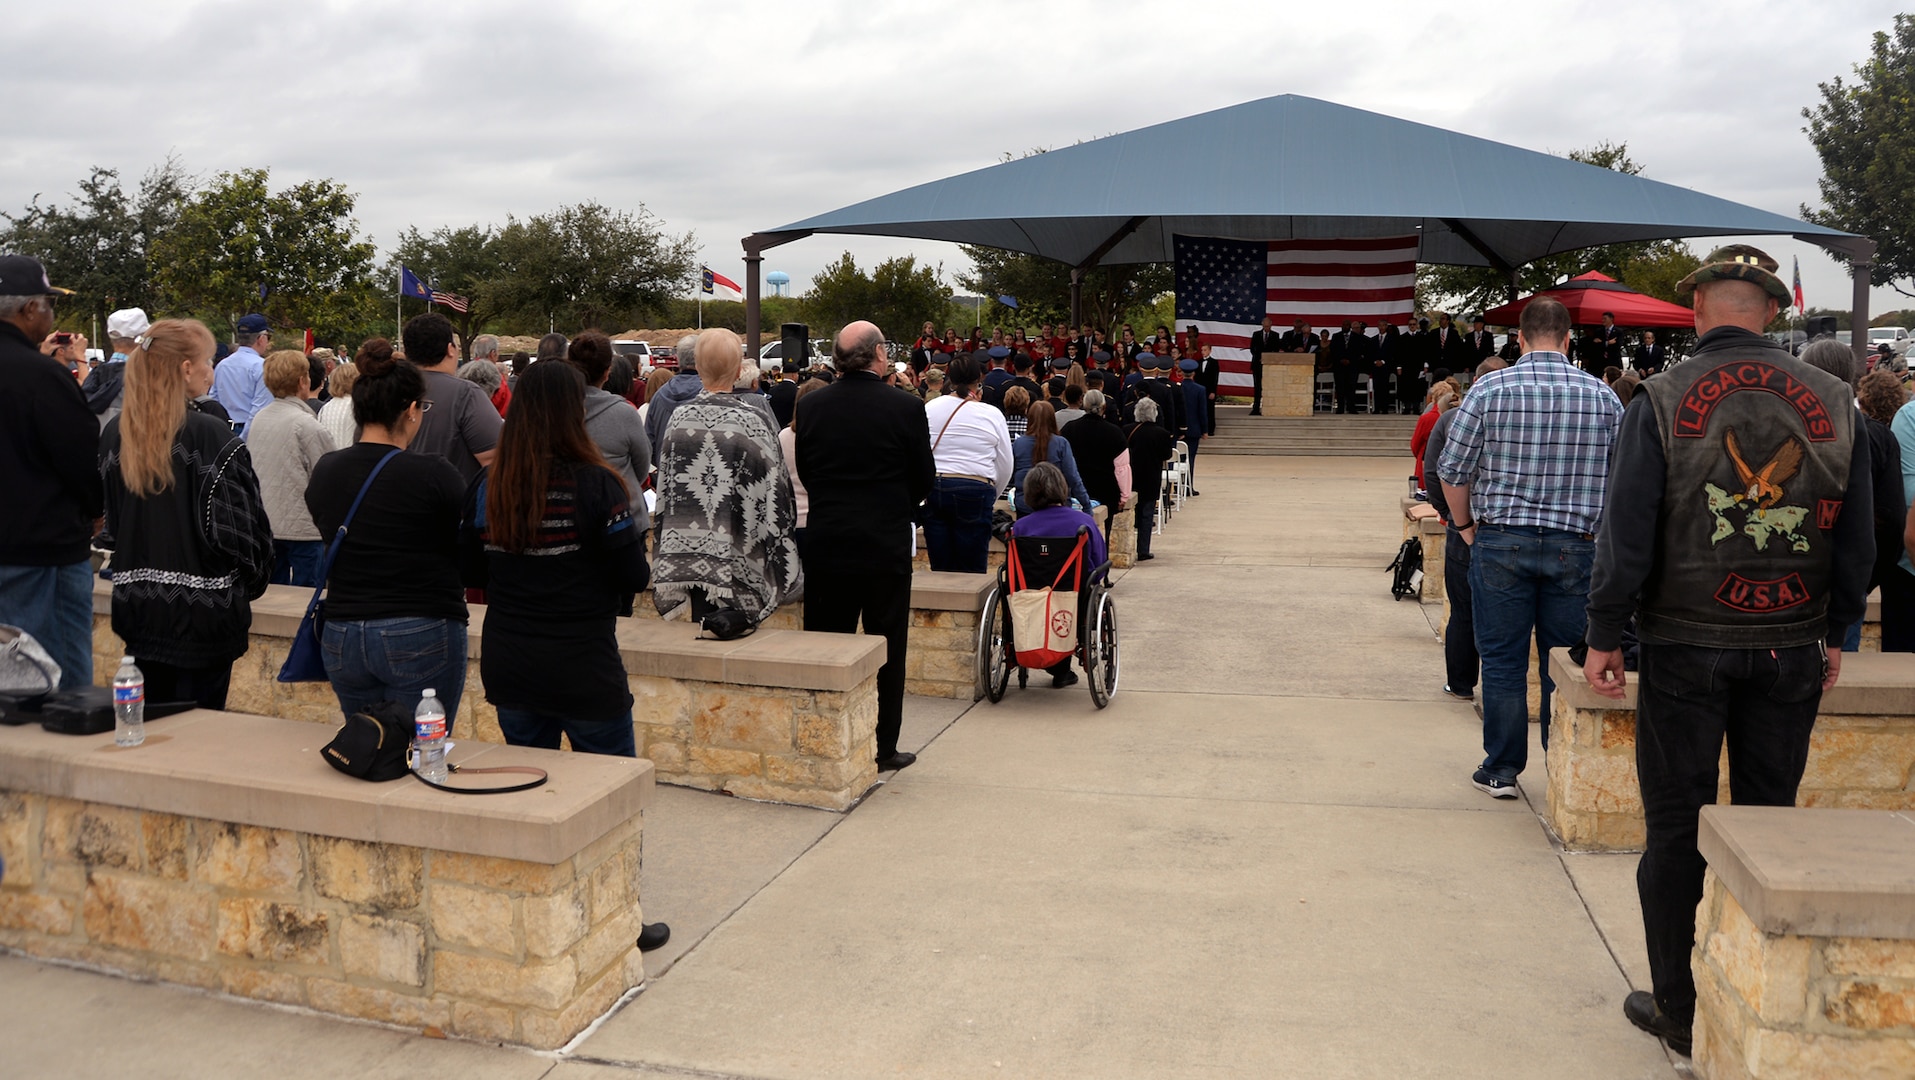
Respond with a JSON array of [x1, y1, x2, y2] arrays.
[[1481, 272, 1696, 329]]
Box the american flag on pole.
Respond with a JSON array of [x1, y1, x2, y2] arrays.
[[430, 289, 470, 314], [1175, 235, 1419, 395]]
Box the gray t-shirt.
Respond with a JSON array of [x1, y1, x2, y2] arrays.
[[410, 369, 502, 484]]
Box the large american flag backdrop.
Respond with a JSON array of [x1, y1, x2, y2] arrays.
[[1174, 235, 1419, 396]]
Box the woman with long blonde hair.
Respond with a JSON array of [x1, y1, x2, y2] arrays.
[[99, 319, 274, 709]]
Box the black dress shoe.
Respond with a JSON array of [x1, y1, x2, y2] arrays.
[[876, 751, 916, 772], [1623, 991, 1692, 1056], [1051, 669, 1079, 689], [636, 922, 670, 952]]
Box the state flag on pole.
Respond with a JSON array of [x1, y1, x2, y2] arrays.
[[400, 266, 431, 301], [1793, 256, 1805, 312], [702, 266, 743, 302]]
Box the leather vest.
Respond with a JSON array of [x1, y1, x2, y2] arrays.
[[1637, 331, 1855, 647]]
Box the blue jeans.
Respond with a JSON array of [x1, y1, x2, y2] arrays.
[[272, 540, 325, 588], [0, 561, 95, 690], [923, 477, 997, 573], [1467, 524, 1595, 779], [495, 706, 636, 757], [321, 617, 467, 728]]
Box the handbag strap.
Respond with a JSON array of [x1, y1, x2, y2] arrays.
[[299, 448, 403, 621], [412, 762, 549, 795], [932, 398, 968, 452]]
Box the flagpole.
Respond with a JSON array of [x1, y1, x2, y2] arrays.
[[396, 265, 402, 339]]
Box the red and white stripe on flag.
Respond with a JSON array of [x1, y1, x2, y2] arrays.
[[1180, 235, 1418, 395]]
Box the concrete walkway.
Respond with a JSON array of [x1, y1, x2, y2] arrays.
[[1, 453, 1683, 1078]]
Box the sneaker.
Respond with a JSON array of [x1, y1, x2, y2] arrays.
[[1623, 991, 1692, 1056], [1471, 769, 1519, 799], [1442, 684, 1474, 702], [1051, 669, 1079, 689]]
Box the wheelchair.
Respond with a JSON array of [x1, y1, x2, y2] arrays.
[[978, 526, 1120, 709]]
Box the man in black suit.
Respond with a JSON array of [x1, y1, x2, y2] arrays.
[[1633, 330, 1666, 375], [1599, 313, 1625, 369], [1434, 313, 1475, 374], [1467, 316, 1497, 362], [1194, 343, 1221, 434], [1247, 316, 1278, 416], [766, 360, 800, 428], [1328, 320, 1359, 414], [793, 322, 935, 773]]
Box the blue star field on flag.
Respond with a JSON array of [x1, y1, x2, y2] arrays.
[[1174, 235, 1268, 327]]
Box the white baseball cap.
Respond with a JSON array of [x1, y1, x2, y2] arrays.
[[106, 308, 151, 340]]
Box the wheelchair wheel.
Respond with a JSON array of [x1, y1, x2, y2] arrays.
[[983, 586, 1012, 703], [1087, 587, 1119, 709]]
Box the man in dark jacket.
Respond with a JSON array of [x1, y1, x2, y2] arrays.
[[645, 337, 706, 461], [0, 256, 102, 689], [1178, 356, 1209, 495], [1583, 246, 1872, 1059], [1248, 316, 1278, 416], [795, 321, 935, 772], [766, 361, 799, 429]]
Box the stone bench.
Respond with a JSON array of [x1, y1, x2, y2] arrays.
[[1692, 805, 1915, 1077], [90, 580, 885, 812], [1544, 648, 1915, 851], [627, 571, 994, 700], [0, 709, 651, 1048]]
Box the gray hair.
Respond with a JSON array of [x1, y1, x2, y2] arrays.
[[1800, 337, 1859, 389], [470, 334, 500, 361], [1023, 461, 1069, 511], [735, 361, 762, 391], [1082, 389, 1105, 413], [456, 358, 502, 393], [675, 335, 698, 368], [1134, 397, 1160, 423], [234, 330, 265, 348], [0, 295, 44, 320]]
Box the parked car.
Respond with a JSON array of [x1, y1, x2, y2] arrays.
[[614, 339, 673, 370], [758, 338, 834, 367], [1868, 326, 1911, 357]]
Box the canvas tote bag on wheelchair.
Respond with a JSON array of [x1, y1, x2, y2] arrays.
[[1007, 536, 1084, 669]]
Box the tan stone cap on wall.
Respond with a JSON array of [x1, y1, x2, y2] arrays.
[[93, 579, 887, 694], [1700, 806, 1915, 941], [910, 571, 993, 612], [1547, 647, 1915, 716], [0, 711, 652, 865]]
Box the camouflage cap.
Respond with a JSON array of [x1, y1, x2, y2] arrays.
[[1676, 244, 1792, 305]]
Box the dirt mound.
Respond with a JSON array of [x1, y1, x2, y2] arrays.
[[494, 329, 699, 357]]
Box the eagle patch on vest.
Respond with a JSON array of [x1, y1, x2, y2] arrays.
[[1703, 427, 1812, 554]]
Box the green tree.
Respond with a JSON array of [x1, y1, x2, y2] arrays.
[[387, 224, 504, 358], [801, 252, 953, 342], [0, 159, 191, 335], [150, 167, 380, 343], [957, 246, 1172, 333], [1802, 15, 1915, 296], [489, 201, 696, 330], [1417, 142, 1697, 319]]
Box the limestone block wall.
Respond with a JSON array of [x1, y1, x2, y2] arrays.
[[1262, 359, 1316, 417], [1544, 650, 1915, 852], [0, 792, 643, 1049], [1693, 870, 1915, 1078], [1108, 506, 1138, 569], [91, 607, 883, 812]]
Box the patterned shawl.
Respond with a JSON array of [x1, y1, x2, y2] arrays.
[[653, 391, 803, 621]]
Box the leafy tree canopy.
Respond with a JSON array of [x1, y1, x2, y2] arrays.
[[1802, 14, 1915, 297], [1, 159, 191, 335], [802, 252, 952, 343]]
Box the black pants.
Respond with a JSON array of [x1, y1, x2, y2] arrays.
[[1249, 358, 1264, 414], [1442, 526, 1478, 693], [135, 658, 234, 711], [802, 569, 910, 759], [1881, 565, 1915, 652], [1135, 497, 1158, 557], [1634, 642, 1821, 1023], [1368, 368, 1391, 412], [1332, 368, 1357, 414]]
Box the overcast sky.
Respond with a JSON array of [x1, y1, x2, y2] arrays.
[[6, 0, 1907, 315]]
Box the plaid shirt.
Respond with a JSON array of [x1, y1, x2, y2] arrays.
[[1435, 351, 1621, 535]]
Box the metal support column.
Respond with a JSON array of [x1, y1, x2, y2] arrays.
[[1851, 245, 1876, 365]]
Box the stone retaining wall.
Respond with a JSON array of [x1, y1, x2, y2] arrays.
[[1693, 868, 1915, 1077], [90, 588, 885, 812], [1543, 649, 1915, 851], [0, 792, 644, 1048]]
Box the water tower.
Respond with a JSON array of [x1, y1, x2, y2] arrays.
[[766, 270, 791, 297]]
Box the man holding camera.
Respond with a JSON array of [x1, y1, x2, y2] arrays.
[[0, 256, 102, 690]]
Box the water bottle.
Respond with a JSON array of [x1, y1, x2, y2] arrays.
[[413, 689, 447, 783], [112, 656, 145, 747]]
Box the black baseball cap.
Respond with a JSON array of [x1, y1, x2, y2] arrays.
[[0, 255, 74, 297]]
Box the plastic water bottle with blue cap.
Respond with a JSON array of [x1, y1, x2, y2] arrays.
[[413, 689, 447, 783], [112, 656, 145, 747]]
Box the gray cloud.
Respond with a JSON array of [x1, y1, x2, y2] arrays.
[[3, 0, 1907, 314]]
